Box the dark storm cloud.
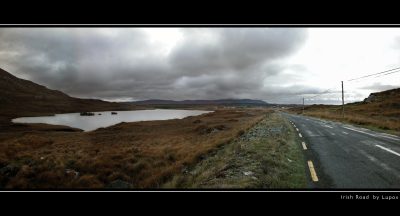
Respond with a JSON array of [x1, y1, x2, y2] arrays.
[[170, 29, 306, 72], [0, 28, 167, 98], [167, 28, 308, 100], [0, 28, 309, 102]]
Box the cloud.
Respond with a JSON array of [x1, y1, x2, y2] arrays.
[[167, 28, 308, 100], [360, 82, 400, 92], [0, 28, 309, 102], [170, 28, 306, 74]]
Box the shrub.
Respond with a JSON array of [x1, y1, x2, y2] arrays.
[[237, 130, 245, 136], [75, 175, 103, 188]]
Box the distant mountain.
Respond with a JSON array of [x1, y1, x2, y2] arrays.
[[130, 99, 268, 105], [0, 68, 130, 117]]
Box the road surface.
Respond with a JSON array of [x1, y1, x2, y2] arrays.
[[282, 112, 400, 188]]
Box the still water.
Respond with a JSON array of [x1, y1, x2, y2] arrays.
[[12, 109, 212, 131]]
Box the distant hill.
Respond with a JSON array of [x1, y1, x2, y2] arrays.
[[0, 68, 130, 117], [129, 99, 268, 105]]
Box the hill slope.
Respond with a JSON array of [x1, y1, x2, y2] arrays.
[[0, 68, 130, 117], [362, 88, 400, 104]]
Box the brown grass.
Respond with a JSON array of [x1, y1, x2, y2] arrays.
[[0, 108, 269, 188], [288, 99, 400, 134], [162, 112, 307, 188]]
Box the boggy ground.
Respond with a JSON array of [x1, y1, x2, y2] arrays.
[[0, 108, 269, 189]]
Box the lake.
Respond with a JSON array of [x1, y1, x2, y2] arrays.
[[12, 109, 212, 131]]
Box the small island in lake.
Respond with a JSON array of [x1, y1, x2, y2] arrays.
[[80, 112, 95, 116]]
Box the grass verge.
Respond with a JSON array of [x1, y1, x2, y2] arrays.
[[291, 110, 400, 136], [163, 112, 307, 189]]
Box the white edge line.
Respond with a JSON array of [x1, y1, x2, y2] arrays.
[[344, 126, 400, 141], [302, 142, 307, 150], [375, 145, 400, 157]]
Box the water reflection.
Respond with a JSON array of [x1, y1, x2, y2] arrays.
[[12, 109, 212, 131]]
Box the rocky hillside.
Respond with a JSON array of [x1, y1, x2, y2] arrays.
[[363, 88, 400, 104], [0, 68, 131, 117]]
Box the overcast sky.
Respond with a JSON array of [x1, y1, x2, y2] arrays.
[[1, 28, 399, 104]]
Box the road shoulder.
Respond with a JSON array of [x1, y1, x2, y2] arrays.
[[163, 112, 307, 189]]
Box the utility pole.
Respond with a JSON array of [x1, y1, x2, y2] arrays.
[[341, 81, 344, 119], [302, 97, 304, 115]]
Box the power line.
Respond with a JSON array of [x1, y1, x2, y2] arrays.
[[373, 69, 400, 78], [306, 66, 400, 100], [301, 66, 400, 104], [347, 66, 400, 82], [305, 87, 340, 100]]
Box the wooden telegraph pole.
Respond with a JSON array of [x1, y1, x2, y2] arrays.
[[341, 81, 344, 119], [302, 97, 304, 115]]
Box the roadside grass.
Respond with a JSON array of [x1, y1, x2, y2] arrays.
[[294, 109, 400, 136], [0, 108, 269, 188], [288, 102, 400, 136], [163, 112, 307, 189]]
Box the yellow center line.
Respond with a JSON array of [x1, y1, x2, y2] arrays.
[[307, 160, 319, 182]]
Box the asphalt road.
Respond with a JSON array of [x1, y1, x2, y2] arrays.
[[282, 112, 400, 189]]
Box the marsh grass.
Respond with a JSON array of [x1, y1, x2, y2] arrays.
[[0, 109, 268, 188]]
